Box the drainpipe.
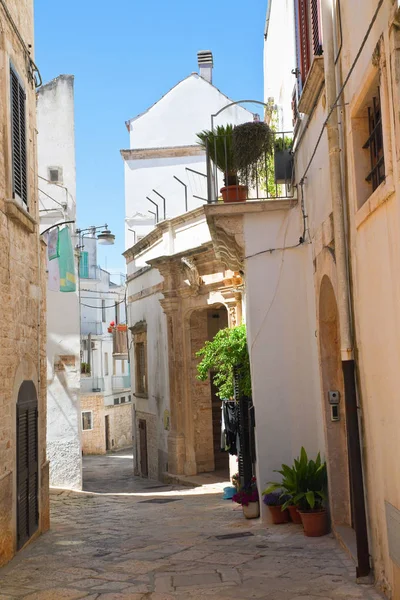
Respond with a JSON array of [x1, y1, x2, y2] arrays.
[[321, 0, 370, 578]]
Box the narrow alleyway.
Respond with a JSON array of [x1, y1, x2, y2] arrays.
[[0, 454, 383, 600]]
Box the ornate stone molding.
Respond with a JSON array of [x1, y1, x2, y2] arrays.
[[211, 225, 244, 272], [181, 257, 203, 296]]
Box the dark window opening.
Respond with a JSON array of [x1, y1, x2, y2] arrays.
[[363, 90, 385, 192]]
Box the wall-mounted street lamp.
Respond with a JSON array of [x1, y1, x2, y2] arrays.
[[76, 224, 115, 251]]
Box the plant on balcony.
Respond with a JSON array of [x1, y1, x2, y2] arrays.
[[81, 362, 90, 375], [232, 121, 274, 189], [196, 324, 251, 399], [274, 136, 293, 184], [197, 124, 247, 203]]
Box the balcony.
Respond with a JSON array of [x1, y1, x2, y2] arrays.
[[81, 321, 103, 336], [112, 375, 131, 390], [204, 126, 295, 204], [81, 376, 104, 393], [113, 327, 128, 355]]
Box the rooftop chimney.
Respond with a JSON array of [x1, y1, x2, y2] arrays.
[[197, 50, 213, 84]]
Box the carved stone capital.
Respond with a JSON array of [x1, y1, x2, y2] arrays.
[[180, 256, 203, 296]]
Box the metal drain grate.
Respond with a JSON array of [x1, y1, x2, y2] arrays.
[[215, 532, 254, 540], [139, 498, 181, 504]]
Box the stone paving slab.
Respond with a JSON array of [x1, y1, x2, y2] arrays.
[[0, 453, 386, 600]]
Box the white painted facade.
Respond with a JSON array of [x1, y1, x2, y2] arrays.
[[37, 75, 82, 490], [80, 237, 131, 407], [122, 61, 253, 250]]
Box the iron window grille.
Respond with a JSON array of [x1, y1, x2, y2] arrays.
[[10, 65, 28, 205], [82, 411, 93, 430], [363, 89, 385, 192], [135, 342, 147, 395]]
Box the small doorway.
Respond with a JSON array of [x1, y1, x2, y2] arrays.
[[105, 415, 111, 451], [16, 381, 39, 550], [138, 419, 148, 477]]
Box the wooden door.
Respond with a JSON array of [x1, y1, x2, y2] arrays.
[[105, 415, 111, 451], [138, 419, 148, 477], [17, 381, 39, 550]]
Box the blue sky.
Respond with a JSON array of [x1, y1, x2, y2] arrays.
[[34, 0, 267, 272]]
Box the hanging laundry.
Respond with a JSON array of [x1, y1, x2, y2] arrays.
[[222, 400, 239, 456], [47, 227, 60, 260], [58, 226, 76, 292], [47, 249, 60, 292]]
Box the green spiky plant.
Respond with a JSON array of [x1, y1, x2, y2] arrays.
[[262, 447, 327, 511], [196, 324, 251, 399], [197, 124, 237, 186]]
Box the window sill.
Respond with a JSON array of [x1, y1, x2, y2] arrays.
[[5, 198, 36, 233], [355, 174, 395, 229], [298, 56, 325, 115], [134, 393, 148, 399]]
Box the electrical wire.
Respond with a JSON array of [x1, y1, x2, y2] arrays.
[[80, 298, 126, 309], [298, 0, 384, 185]]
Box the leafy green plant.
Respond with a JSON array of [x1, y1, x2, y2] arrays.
[[196, 324, 251, 399], [274, 136, 293, 152], [263, 447, 327, 511], [197, 124, 237, 186], [232, 121, 274, 188], [81, 362, 90, 374]]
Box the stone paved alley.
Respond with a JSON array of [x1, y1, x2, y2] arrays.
[[0, 453, 384, 600]]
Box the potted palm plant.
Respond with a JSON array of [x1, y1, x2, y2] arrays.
[[263, 463, 302, 524], [232, 121, 274, 190]]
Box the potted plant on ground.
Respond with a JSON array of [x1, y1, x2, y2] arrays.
[[196, 324, 251, 399], [262, 492, 291, 524], [232, 472, 240, 492], [266, 448, 328, 536], [232, 478, 259, 519], [274, 136, 293, 185], [263, 463, 303, 524]]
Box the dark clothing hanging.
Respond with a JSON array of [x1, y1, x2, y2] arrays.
[[221, 400, 239, 455]]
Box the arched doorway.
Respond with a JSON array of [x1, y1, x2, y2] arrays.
[[16, 381, 39, 549], [319, 276, 352, 527], [189, 305, 229, 475]]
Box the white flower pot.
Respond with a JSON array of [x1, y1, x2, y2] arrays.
[[243, 501, 260, 519]]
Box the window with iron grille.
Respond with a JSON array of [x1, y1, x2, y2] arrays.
[[10, 65, 28, 205], [79, 251, 89, 278], [363, 89, 385, 193], [114, 398, 120, 405], [135, 341, 147, 395], [82, 411, 93, 431]]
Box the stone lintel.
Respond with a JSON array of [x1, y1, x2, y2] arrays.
[[121, 145, 205, 161]]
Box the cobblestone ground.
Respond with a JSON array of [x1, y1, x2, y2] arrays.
[[0, 452, 384, 600]]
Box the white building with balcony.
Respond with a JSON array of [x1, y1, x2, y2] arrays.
[[79, 236, 133, 454]]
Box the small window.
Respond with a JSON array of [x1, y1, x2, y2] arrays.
[[135, 341, 147, 395], [363, 89, 385, 193], [121, 396, 126, 404], [82, 411, 93, 431], [102, 299, 106, 323], [79, 251, 89, 278], [104, 352, 109, 376], [114, 398, 120, 405], [48, 167, 63, 184], [128, 395, 132, 403], [10, 65, 27, 205]]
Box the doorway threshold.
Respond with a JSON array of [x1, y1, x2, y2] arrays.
[[335, 524, 357, 563]]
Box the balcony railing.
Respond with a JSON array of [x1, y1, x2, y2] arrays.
[[205, 130, 294, 203], [81, 376, 104, 393], [81, 321, 103, 336], [112, 375, 131, 390]]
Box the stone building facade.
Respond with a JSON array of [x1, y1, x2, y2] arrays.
[[0, 0, 49, 565], [81, 395, 133, 455]]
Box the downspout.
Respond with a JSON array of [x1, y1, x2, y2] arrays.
[[321, 0, 370, 578]]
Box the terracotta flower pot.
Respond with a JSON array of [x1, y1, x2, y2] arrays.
[[299, 509, 328, 537], [268, 505, 290, 524], [288, 505, 302, 524], [243, 501, 260, 519], [220, 185, 248, 203]]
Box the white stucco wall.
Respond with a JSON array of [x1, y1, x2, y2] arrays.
[[124, 73, 253, 251], [244, 208, 325, 515], [37, 75, 82, 490]]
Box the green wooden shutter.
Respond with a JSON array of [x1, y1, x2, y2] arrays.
[[79, 251, 89, 278]]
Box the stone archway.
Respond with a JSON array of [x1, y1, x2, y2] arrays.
[[319, 275, 352, 527], [189, 304, 229, 475]]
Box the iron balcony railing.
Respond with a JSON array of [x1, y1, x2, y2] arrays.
[[112, 375, 131, 390], [81, 321, 103, 336], [205, 130, 295, 203], [81, 376, 104, 393]]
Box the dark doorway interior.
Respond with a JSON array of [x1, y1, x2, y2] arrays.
[[17, 380, 39, 550], [211, 378, 229, 474], [139, 419, 148, 477]]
